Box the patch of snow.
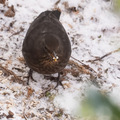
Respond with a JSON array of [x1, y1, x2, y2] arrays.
[[0, 0, 120, 119]]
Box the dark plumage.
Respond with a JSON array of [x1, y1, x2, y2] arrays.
[[22, 10, 71, 88]]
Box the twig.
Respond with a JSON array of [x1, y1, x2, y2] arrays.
[[68, 59, 102, 88], [9, 27, 24, 38], [55, 0, 61, 6], [23, 114, 27, 120], [0, 46, 8, 51], [6, 20, 16, 31], [0, 64, 26, 85], [9, 20, 16, 28], [69, 60, 93, 75], [0, 57, 7, 61], [22, 108, 28, 120], [2, 24, 15, 33], [70, 56, 97, 73], [12, 67, 25, 72], [71, 56, 84, 65], [88, 48, 120, 62]]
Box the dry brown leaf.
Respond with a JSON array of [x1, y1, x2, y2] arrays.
[[112, 83, 117, 87], [63, 83, 71, 88], [63, 68, 79, 77], [25, 112, 35, 118], [71, 70, 79, 77], [4, 5, 15, 17], [6, 110, 14, 119], [5, 59, 12, 67], [68, 7, 79, 13], [74, 10, 79, 14], [68, 24, 73, 28], [17, 57, 25, 64], [68, 60, 91, 75], [62, 2, 69, 8], [0, 64, 25, 84], [5, 101, 12, 105], [0, 0, 5, 4], [2, 92, 10, 96], [27, 87, 34, 98]]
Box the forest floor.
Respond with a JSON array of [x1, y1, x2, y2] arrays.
[[0, 0, 120, 120]]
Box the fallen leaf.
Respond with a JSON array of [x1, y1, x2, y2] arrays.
[[0, 0, 5, 4], [68, 24, 73, 28], [6, 110, 14, 119], [17, 57, 25, 64], [4, 5, 15, 17], [63, 83, 71, 88], [27, 87, 34, 98]]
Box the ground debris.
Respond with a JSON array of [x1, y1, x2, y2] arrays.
[[68, 59, 103, 87], [0, 64, 26, 85], [0, 113, 7, 119], [4, 5, 15, 17], [87, 48, 120, 63], [6, 110, 14, 119], [9, 26, 24, 38], [0, 0, 119, 120], [0, 0, 5, 5], [27, 87, 34, 98]]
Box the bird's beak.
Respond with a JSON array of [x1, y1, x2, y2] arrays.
[[53, 52, 59, 62]]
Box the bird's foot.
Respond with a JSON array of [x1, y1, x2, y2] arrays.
[[44, 72, 65, 89], [55, 72, 65, 89], [27, 69, 37, 85], [44, 75, 57, 81], [54, 79, 65, 89]]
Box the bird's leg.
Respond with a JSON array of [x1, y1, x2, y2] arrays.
[[44, 72, 65, 89], [27, 69, 37, 85], [44, 74, 54, 80], [54, 72, 65, 89]]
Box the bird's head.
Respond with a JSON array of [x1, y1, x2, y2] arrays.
[[44, 34, 59, 62]]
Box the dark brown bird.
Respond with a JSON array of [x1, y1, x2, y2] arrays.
[[22, 10, 71, 88]]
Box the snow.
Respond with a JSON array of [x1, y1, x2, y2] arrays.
[[0, 0, 120, 119]]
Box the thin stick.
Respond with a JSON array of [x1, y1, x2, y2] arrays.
[[0, 64, 26, 85], [9, 27, 24, 38], [88, 48, 120, 62], [23, 114, 27, 120], [70, 56, 97, 73], [55, 0, 61, 6], [0, 57, 7, 61]]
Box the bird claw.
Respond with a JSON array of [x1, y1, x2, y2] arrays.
[[54, 80, 65, 89], [27, 69, 37, 85], [44, 73, 65, 89]]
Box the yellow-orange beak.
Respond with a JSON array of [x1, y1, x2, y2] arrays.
[[53, 52, 59, 62]]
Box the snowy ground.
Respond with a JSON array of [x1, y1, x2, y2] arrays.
[[0, 0, 120, 120]]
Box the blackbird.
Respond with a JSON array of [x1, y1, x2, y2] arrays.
[[22, 10, 71, 88]]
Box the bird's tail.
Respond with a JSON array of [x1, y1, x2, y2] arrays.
[[52, 9, 61, 20]]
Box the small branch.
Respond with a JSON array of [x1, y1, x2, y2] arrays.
[[0, 46, 8, 51], [23, 108, 28, 120], [0, 57, 7, 61], [9, 27, 24, 38], [69, 58, 102, 88], [23, 114, 28, 120], [71, 56, 84, 65], [70, 56, 97, 73], [88, 48, 120, 62], [0, 64, 26, 85], [55, 0, 61, 6], [68, 60, 97, 76]]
